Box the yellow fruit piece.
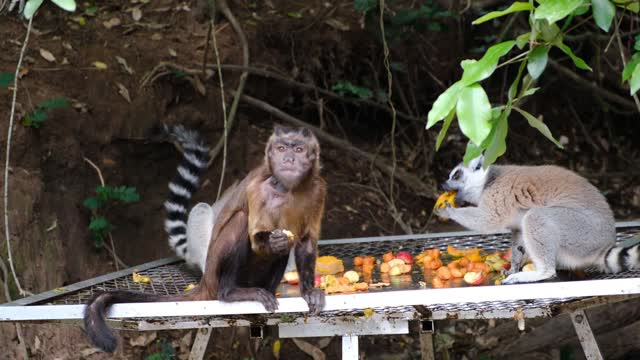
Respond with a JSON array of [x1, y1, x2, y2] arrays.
[[389, 266, 402, 276], [92, 61, 108, 70], [363, 308, 374, 318], [132, 271, 150, 283], [316, 256, 344, 275], [435, 191, 457, 209], [184, 284, 196, 291], [523, 263, 536, 272], [272, 339, 281, 358]]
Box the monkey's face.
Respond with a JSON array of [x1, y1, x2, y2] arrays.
[[442, 155, 487, 205], [268, 128, 318, 189]]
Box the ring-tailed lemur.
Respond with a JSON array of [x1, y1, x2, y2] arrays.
[[162, 124, 236, 272], [436, 155, 639, 284]]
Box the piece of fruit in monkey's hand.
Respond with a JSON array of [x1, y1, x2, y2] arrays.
[[434, 191, 458, 220], [282, 229, 295, 241]]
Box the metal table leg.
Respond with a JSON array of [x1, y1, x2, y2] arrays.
[[570, 309, 603, 360], [189, 327, 213, 360], [342, 335, 358, 360]]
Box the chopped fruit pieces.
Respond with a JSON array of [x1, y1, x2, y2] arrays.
[[282, 229, 295, 241], [283, 271, 299, 285], [353, 256, 364, 266], [354, 282, 369, 291], [387, 258, 405, 269], [463, 271, 487, 286], [316, 256, 345, 275], [395, 251, 414, 264], [382, 252, 394, 263], [389, 266, 402, 276], [436, 266, 452, 280], [343, 270, 360, 283], [380, 262, 390, 273], [523, 263, 536, 272]]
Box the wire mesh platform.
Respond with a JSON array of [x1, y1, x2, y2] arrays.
[[2, 222, 640, 331]]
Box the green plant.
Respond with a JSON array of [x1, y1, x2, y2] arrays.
[[332, 80, 374, 100], [22, 97, 70, 128], [356, 0, 454, 40], [23, 0, 76, 19], [83, 185, 140, 248], [0, 72, 14, 88], [146, 338, 176, 360], [622, 34, 640, 95], [426, 0, 639, 167]]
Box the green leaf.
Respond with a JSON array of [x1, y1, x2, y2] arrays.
[[84, 6, 98, 16], [23, 0, 44, 19], [435, 109, 455, 150], [613, 0, 639, 12], [38, 97, 70, 110], [509, 60, 528, 101], [483, 115, 508, 167], [82, 197, 103, 211], [527, 46, 549, 79], [522, 87, 541, 97], [622, 53, 640, 82], [556, 43, 592, 71], [331, 81, 373, 100], [630, 64, 640, 95], [286, 11, 303, 18], [472, 2, 534, 25], [635, 34, 640, 51], [426, 81, 463, 128], [456, 84, 492, 145], [23, 110, 47, 128], [460, 41, 516, 86], [534, 0, 584, 24], [591, 0, 616, 32], [516, 32, 531, 49], [463, 141, 483, 165], [513, 107, 564, 148], [538, 22, 563, 45], [0, 72, 14, 88], [89, 216, 112, 232], [111, 186, 140, 203], [51, 0, 77, 12]]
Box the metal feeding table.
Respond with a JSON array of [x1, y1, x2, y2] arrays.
[[2, 222, 640, 360]]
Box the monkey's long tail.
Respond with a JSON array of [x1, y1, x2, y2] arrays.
[[84, 289, 198, 352], [162, 124, 211, 257], [603, 243, 640, 273]]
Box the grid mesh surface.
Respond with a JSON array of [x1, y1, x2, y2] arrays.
[[36, 226, 640, 322]]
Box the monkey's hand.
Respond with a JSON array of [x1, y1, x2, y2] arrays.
[[302, 288, 325, 315], [268, 229, 292, 256]]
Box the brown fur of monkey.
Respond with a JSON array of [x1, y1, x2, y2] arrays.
[[84, 126, 326, 353]]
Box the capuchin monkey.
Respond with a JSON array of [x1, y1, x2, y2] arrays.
[[436, 155, 638, 284], [84, 125, 326, 353]]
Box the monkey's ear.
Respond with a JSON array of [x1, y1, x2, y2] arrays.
[[300, 127, 311, 138]]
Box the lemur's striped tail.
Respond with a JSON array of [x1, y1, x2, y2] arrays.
[[162, 124, 210, 256], [603, 243, 640, 273]]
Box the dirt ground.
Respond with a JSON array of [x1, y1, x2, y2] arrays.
[[1, 0, 639, 359]]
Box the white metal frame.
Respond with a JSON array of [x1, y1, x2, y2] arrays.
[[1, 221, 639, 359]]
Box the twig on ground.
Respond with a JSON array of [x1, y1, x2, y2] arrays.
[[140, 62, 423, 123], [4, 16, 34, 297], [549, 60, 637, 111]]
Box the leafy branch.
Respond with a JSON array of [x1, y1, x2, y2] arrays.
[[426, 0, 639, 167]]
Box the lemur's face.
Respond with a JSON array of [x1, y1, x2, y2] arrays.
[[442, 155, 487, 205]]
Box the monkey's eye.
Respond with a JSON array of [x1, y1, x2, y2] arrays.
[[452, 170, 462, 181], [294, 146, 304, 153], [277, 145, 286, 152]]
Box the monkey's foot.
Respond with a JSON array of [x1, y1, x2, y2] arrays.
[[503, 270, 556, 284], [302, 289, 325, 315]]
